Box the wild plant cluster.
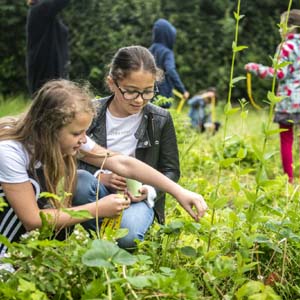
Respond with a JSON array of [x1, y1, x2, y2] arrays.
[[1, 0, 300, 299]]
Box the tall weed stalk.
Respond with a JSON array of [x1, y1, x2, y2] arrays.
[[207, 0, 247, 252]]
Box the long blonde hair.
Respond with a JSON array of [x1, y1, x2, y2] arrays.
[[0, 80, 95, 207]]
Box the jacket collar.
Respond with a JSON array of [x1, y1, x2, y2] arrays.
[[93, 96, 152, 149]]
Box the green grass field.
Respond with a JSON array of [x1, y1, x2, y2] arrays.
[[0, 95, 29, 118], [1, 97, 299, 299]]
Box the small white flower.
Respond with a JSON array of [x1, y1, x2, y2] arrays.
[[257, 275, 264, 281], [20, 233, 30, 239]]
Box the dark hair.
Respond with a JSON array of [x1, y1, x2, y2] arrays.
[[282, 9, 300, 33], [108, 45, 163, 82], [197, 86, 217, 96]]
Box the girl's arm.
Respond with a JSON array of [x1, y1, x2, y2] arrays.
[[1, 181, 129, 231], [80, 144, 208, 221], [245, 38, 296, 80]]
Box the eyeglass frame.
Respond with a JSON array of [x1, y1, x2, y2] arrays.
[[113, 80, 159, 101]]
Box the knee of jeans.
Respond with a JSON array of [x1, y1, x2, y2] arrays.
[[73, 170, 97, 204], [117, 229, 145, 249]]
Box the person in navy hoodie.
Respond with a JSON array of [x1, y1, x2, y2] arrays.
[[26, 0, 70, 96], [149, 19, 189, 108]]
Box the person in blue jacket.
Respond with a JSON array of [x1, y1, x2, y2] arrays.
[[149, 19, 189, 108], [26, 0, 70, 96]]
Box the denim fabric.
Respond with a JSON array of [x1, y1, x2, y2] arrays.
[[187, 96, 207, 128], [73, 170, 154, 249], [118, 202, 154, 249], [72, 170, 110, 231]]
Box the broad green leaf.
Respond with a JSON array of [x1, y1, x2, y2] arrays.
[[180, 246, 197, 257], [112, 248, 137, 265], [82, 248, 113, 268], [126, 276, 152, 288], [91, 239, 120, 255], [235, 280, 264, 299], [82, 239, 120, 268]]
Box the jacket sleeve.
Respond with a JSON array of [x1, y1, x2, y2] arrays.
[[245, 40, 296, 81], [187, 95, 203, 107], [163, 51, 187, 94], [156, 112, 180, 183]]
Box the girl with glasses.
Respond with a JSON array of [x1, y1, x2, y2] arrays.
[[78, 45, 196, 249]]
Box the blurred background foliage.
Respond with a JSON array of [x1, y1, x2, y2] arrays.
[[0, 0, 299, 104]]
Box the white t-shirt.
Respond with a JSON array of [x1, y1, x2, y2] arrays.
[[106, 109, 142, 156], [0, 136, 95, 256], [0, 136, 95, 184], [105, 109, 156, 207]]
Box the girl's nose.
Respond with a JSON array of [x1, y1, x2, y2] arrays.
[[79, 134, 87, 144], [134, 94, 144, 103]]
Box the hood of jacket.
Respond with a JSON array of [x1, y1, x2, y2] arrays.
[[152, 18, 176, 49]]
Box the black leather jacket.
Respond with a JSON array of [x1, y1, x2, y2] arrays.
[[78, 96, 180, 224]]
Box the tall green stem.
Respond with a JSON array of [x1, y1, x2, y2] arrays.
[[207, 0, 242, 252]]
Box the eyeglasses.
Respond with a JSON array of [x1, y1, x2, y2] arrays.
[[114, 80, 158, 101]]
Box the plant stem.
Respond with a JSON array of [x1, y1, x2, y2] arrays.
[[207, 0, 242, 253], [104, 268, 112, 300], [122, 265, 138, 299]]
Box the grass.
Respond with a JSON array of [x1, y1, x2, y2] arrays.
[[1, 96, 299, 299], [0, 94, 29, 118]]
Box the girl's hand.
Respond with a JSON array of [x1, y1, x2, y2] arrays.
[[126, 186, 148, 203], [97, 194, 130, 217], [99, 173, 127, 191], [183, 91, 190, 100], [176, 189, 208, 222]]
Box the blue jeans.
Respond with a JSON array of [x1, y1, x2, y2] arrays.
[[73, 170, 154, 249]]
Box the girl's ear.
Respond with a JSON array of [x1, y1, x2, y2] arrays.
[[107, 76, 114, 92]]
